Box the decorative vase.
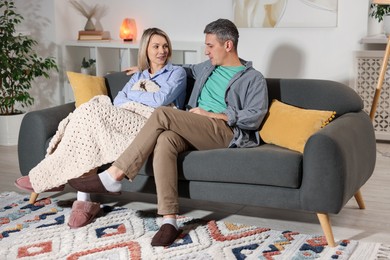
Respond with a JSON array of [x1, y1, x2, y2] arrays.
[[84, 18, 95, 31], [0, 113, 25, 145], [81, 67, 91, 75], [81, 66, 95, 75], [367, 15, 383, 36], [384, 15, 390, 36]]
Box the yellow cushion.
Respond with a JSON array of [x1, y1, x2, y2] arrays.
[[259, 99, 336, 153], [66, 71, 108, 107]]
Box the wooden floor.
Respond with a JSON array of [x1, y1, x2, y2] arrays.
[[1, 142, 390, 244]]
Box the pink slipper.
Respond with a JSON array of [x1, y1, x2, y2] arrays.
[[14, 176, 65, 193], [68, 200, 101, 229]]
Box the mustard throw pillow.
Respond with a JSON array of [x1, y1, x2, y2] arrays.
[[259, 99, 336, 153], [66, 71, 108, 107]]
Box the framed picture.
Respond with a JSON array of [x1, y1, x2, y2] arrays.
[[233, 0, 338, 28]]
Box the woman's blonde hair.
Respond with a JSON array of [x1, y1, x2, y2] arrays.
[[137, 28, 172, 71]]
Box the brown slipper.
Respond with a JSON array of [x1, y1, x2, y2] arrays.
[[68, 174, 121, 195], [151, 224, 183, 247], [68, 200, 101, 229]]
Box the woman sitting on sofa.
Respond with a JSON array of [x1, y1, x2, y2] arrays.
[[14, 27, 187, 228]]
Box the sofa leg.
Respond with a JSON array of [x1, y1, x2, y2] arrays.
[[29, 192, 39, 204], [354, 189, 366, 209], [317, 213, 336, 247]]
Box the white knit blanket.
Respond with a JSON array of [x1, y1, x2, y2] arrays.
[[29, 79, 161, 192]]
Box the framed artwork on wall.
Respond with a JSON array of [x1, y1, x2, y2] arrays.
[[233, 0, 338, 28]]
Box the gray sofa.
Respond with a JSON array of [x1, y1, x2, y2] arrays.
[[18, 72, 376, 247]]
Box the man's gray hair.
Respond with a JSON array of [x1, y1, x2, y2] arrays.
[[204, 18, 239, 50]]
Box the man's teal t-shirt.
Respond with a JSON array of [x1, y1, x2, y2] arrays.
[[198, 65, 245, 113]]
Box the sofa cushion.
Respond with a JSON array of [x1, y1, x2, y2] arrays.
[[181, 145, 303, 188], [139, 144, 303, 189], [104, 72, 132, 101], [259, 99, 335, 153], [265, 79, 363, 116], [67, 72, 108, 107]]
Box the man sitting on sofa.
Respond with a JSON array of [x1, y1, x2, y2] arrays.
[[68, 18, 269, 247]]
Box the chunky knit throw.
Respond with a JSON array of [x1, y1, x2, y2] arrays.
[[29, 80, 160, 193]]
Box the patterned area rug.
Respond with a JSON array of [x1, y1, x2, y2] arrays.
[[0, 192, 389, 260]]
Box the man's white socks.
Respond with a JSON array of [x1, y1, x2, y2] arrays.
[[98, 170, 122, 192], [162, 217, 178, 230]]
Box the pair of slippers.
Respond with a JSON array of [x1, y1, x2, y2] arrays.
[[68, 201, 182, 247], [15, 174, 120, 195], [16, 175, 181, 246]]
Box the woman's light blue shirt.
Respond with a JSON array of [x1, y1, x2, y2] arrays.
[[113, 63, 187, 109]]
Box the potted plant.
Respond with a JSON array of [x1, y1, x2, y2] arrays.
[[0, 0, 58, 145], [370, 3, 390, 34], [81, 57, 96, 75], [370, 3, 390, 22]]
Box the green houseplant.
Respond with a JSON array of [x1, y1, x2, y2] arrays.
[[81, 57, 96, 68], [370, 3, 390, 22], [0, 0, 58, 115]]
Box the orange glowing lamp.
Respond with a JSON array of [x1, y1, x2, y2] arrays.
[[120, 18, 136, 41]]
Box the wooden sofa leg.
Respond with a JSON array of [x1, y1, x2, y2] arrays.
[[29, 192, 39, 204], [317, 213, 336, 247], [354, 189, 366, 209]]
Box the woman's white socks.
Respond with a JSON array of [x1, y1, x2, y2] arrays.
[[77, 191, 91, 201]]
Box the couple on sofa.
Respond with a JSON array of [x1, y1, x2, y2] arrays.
[[15, 18, 268, 247]]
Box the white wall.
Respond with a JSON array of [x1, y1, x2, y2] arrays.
[[14, 0, 372, 110]]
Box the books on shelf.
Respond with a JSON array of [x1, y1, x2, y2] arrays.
[[78, 31, 109, 41]]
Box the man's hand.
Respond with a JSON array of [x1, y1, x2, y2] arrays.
[[124, 66, 139, 75], [188, 107, 228, 121]]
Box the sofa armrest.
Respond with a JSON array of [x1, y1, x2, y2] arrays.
[[300, 111, 376, 213], [18, 103, 75, 175]]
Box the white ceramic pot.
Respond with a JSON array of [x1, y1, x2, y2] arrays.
[[0, 113, 25, 146], [384, 15, 390, 36], [81, 67, 92, 75], [81, 66, 96, 75], [367, 15, 383, 36]]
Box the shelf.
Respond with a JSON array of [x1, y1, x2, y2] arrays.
[[361, 34, 388, 44], [63, 40, 205, 76], [64, 40, 204, 50], [64, 40, 140, 48]]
